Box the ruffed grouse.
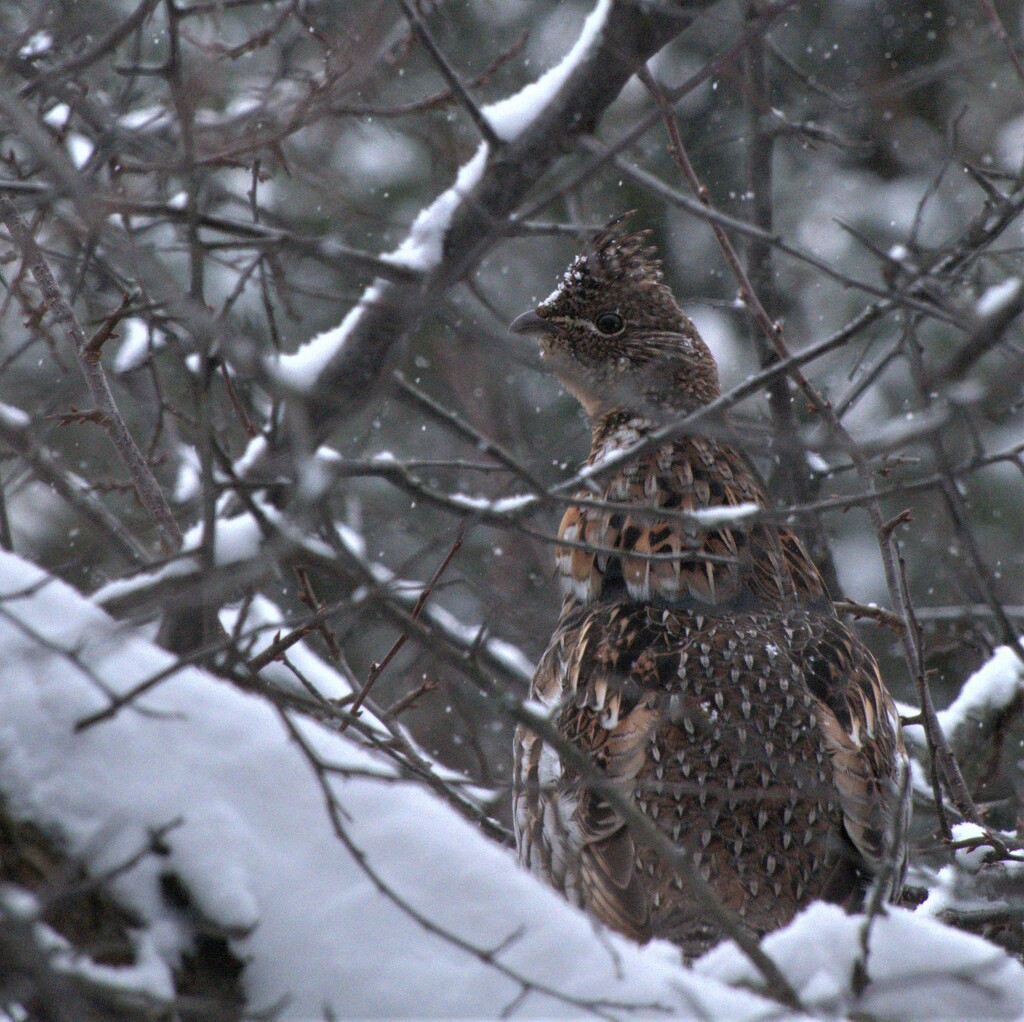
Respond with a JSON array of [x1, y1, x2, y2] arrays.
[[511, 219, 910, 956]]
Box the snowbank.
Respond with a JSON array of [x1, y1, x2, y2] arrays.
[[698, 900, 1024, 1020], [2, 552, 1022, 1018], [0, 552, 762, 1018]]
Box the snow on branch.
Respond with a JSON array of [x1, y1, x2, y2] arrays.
[[92, 503, 535, 688], [482, 0, 613, 142], [901, 644, 1024, 751], [270, 0, 711, 430], [936, 645, 1024, 736]]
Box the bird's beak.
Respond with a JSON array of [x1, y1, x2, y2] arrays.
[[509, 310, 554, 337]]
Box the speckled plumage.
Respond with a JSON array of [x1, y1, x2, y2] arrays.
[[511, 219, 910, 957]]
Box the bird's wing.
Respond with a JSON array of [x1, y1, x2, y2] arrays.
[[558, 438, 831, 610], [514, 605, 661, 939], [798, 615, 911, 898], [775, 526, 831, 604], [558, 438, 761, 606]]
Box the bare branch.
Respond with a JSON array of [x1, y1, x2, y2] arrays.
[[0, 197, 182, 553]]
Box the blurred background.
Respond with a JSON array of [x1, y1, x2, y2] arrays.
[[2, 0, 1024, 844]]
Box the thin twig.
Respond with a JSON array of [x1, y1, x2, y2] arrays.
[[83, 291, 136, 358], [0, 196, 183, 553], [397, 0, 502, 148], [975, 0, 1024, 88], [0, 405, 147, 563], [341, 526, 465, 730], [384, 679, 440, 719], [835, 600, 905, 633]]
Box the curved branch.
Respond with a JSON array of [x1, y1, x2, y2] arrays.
[[279, 0, 716, 431]]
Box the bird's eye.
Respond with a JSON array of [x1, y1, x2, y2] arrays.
[[594, 311, 624, 335]]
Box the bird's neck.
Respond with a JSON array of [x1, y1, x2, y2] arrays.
[[588, 408, 725, 464], [589, 409, 654, 460]]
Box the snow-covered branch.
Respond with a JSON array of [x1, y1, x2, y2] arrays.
[[272, 0, 713, 430]]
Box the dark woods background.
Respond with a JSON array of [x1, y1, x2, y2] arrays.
[[2, 0, 1024, 988]]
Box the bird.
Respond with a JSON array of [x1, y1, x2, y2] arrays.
[[510, 217, 911, 957]]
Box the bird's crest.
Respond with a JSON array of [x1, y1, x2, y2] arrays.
[[538, 213, 667, 312], [587, 212, 665, 286]]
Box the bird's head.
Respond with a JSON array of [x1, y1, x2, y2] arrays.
[[510, 217, 721, 421]]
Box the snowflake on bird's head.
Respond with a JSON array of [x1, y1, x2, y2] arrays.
[[536, 213, 678, 327]]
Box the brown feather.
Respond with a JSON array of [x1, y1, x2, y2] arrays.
[[512, 221, 910, 956]]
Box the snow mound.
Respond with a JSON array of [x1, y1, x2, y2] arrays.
[[696, 900, 1024, 1021], [0, 551, 765, 1018]]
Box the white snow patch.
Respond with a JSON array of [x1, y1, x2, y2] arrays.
[[582, 440, 634, 475], [976, 278, 1022, 318], [381, 142, 488, 271], [273, 282, 386, 392], [0, 551, 769, 1018], [690, 502, 761, 526], [334, 521, 367, 560], [67, 133, 94, 169], [949, 821, 991, 873], [919, 863, 971, 917], [232, 434, 269, 479], [697, 900, 1024, 1020], [936, 645, 1024, 736], [219, 95, 262, 120], [0, 402, 30, 429], [232, 96, 263, 118], [483, 0, 612, 141], [995, 113, 1024, 172], [491, 493, 537, 513], [92, 502, 327, 608], [114, 317, 163, 373], [899, 646, 1024, 749], [893, 698, 918, 720], [19, 30, 53, 58], [920, 838, 1024, 919], [439, 609, 536, 678], [117, 105, 171, 131], [448, 491, 537, 515], [806, 451, 830, 473], [192, 511, 261, 565], [22, 894, 176, 1004], [538, 254, 590, 311], [43, 102, 70, 128], [172, 445, 201, 504]]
